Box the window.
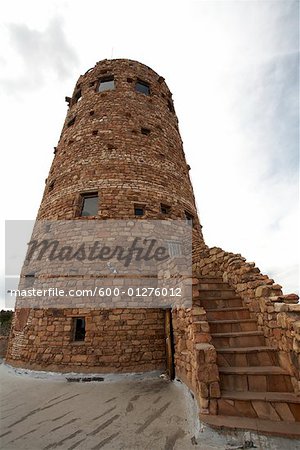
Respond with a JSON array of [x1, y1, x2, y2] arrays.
[[167, 100, 175, 113], [80, 193, 99, 216], [135, 80, 150, 95], [134, 205, 145, 216], [141, 128, 150, 136], [167, 241, 182, 257], [98, 77, 115, 92], [48, 181, 55, 192], [185, 211, 194, 226], [67, 117, 76, 127], [73, 90, 82, 104], [161, 204, 171, 214], [73, 317, 86, 341]]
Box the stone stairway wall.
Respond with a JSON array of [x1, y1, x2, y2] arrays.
[[193, 246, 300, 393]]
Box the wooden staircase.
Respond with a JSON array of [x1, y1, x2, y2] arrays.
[[195, 277, 300, 437]]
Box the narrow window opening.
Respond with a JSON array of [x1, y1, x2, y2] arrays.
[[141, 128, 150, 136], [80, 193, 99, 217], [167, 100, 175, 113], [73, 317, 86, 341], [185, 211, 194, 226], [135, 80, 150, 96], [127, 77, 133, 83], [161, 204, 171, 215], [73, 90, 82, 104], [48, 181, 55, 192], [167, 241, 182, 257], [89, 110, 95, 116], [134, 205, 145, 216], [67, 117, 76, 127], [25, 272, 35, 278], [92, 130, 98, 136], [98, 76, 115, 92]]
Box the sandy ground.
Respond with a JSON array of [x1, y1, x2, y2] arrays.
[[0, 362, 299, 450]]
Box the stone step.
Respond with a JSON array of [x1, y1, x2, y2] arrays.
[[211, 331, 265, 348], [198, 282, 230, 290], [199, 413, 300, 438], [217, 346, 278, 367], [218, 391, 300, 422], [209, 319, 258, 333], [221, 390, 300, 403], [219, 366, 294, 393], [206, 307, 251, 321], [198, 277, 224, 284], [197, 290, 239, 300], [198, 297, 243, 309]]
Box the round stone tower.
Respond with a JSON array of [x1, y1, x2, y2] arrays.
[[6, 59, 205, 373], [39, 59, 203, 232]]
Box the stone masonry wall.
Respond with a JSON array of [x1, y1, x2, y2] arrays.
[[172, 277, 220, 416], [194, 246, 300, 393], [6, 308, 166, 373], [7, 59, 206, 371]]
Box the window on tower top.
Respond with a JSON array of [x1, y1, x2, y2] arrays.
[[73, 89, 82, 104], [80, 193, 99, 216], [98, 76, 115, 92], [135, 80, 150, 95], [184, 211, 194, 226]]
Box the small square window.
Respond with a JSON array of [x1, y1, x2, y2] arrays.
[[73, 317, 85, 341], [134, 205, 145, 216], [135, 80, 150, 95], [161, 204, 170, 214], [98, 77, 115, 92], [141, 128, 150, 136], [80, 193, 99, 216], [185, 211, 194, 226]]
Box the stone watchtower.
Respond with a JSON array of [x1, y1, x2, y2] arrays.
[[6, 59, 204, 373], [6, 59, 300, 436]]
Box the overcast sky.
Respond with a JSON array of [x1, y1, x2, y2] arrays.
[[1, 0, 299, 308]]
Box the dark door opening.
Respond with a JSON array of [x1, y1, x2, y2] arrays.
[[164, 308, 175, 380]]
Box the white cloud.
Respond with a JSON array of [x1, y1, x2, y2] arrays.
[[0, 17, 79, 93]]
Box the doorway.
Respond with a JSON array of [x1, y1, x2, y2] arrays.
[[164, 308, 175, 380]]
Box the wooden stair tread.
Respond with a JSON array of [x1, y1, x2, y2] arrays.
[[211, 331, 264, 337], [221, 390, 300, 403], [217, 346, 276, 353], [219, 366, 289, 375], [199, 414, 300, 437]]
